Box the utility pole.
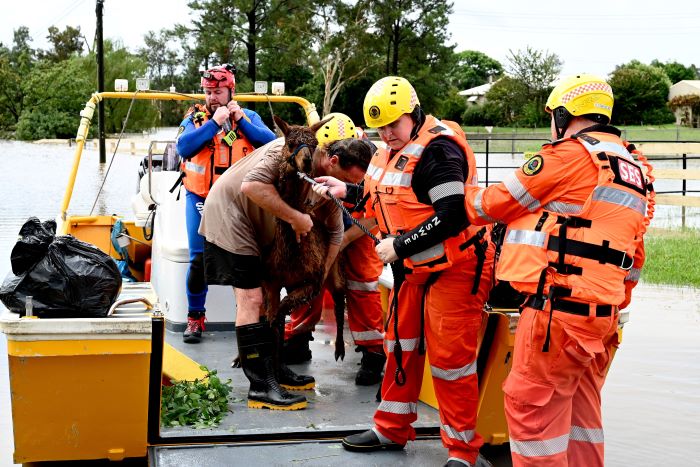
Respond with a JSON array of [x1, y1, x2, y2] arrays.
[[96, 0, 106, 163]]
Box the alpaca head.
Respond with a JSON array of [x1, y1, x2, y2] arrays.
[[273, 115, 331, 175]]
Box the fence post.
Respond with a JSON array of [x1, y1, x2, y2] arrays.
[[682, 153, 687, 228], [485, 138, 490, 186]]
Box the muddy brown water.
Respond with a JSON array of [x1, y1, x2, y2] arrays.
[[0, 135, 698, 465]]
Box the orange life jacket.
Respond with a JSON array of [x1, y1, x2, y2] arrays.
[[181, 103, 255, 197], [496, 131, 651, 306], [365, 115, 486, 273]]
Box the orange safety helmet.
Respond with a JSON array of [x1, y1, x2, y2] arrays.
[[201, 64, 236, 91]]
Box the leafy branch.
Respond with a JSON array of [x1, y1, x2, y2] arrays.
[[161, 366, 233, 429]]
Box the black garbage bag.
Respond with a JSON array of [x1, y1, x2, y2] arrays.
[[0, 219, 122, 318], [10, 217, 57, 275]]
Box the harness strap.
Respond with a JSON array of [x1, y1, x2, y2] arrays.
[[547, 236, 633, 270]]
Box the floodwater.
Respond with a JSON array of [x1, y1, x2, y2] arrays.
[[0, 133, 699, 466]]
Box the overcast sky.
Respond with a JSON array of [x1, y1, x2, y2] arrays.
[[2, 0, 699, 81]]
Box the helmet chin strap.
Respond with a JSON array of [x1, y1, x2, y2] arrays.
[[553, 107, 572, 140]]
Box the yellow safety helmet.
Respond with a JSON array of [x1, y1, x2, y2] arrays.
[[545, 74, 614, 121], [316, 112, 358, 148], [363, 76, 420, 128], [545, 74, 613, 139]]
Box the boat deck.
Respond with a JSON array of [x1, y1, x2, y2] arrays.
[[159, 308, 512, 466]]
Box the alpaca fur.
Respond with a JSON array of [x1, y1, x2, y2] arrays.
[[262, 116, 347, 362]]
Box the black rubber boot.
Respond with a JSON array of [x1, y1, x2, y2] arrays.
[[444, 454, 494, 467], [355, 347, 386, 386], [236, 322, 307, 411], [283, 331, 313, 364], [342, 429, 404, 452], [278, 362, 316, 390]]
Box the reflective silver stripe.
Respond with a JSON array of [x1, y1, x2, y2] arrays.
[[625, 267, 641, 282], [429, 181, 465, 202], [474, 190, 496, 222], [409, 242, 445, 263], [382, 172, 412, 187], [505, 229, 546, 247], [592, 186, 646, 216], [352, 330, 384, 341], [346, 279, 379, 291], [385, 338, 419, 352], [570, 425, 604, 443], [184, 161, 206, 174], [504, 172, 541, 211], [366, 163, 383, 180], [402, 143, 425, 157], [542, 200, 584, 215], [433, 118, 455, 136], [510, 433, 569, 457], [377, 400, 417, 415], [441, 424, 475, 443], [579, 140, 633, 161], [431, 360, 477, 381]]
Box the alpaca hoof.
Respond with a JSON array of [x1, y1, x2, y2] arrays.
[[231, 355, 241, 368], [335, 348, 345, 361]]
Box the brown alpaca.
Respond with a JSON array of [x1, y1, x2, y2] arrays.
[[261, 115, 348, 365]]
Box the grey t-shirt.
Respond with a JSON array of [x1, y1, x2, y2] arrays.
[[199, 138, 343, 256]]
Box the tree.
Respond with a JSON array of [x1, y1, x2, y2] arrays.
[[38, 25, 84, 62], [449, 50, 503, 90], [0, 27, 37, 130], [499, 46, 562, 127], [609, 60, 675, 125], [370, 0, 455, 113], [310, 0, 379, 115], [186, 0, 309, 83], [651, 59, 698, 84], [15, 41, 159, 140]]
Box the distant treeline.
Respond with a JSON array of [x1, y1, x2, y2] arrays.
[[1, 1, 697, 139]]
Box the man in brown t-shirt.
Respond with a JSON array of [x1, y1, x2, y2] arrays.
[[200, 135, 371, 410]]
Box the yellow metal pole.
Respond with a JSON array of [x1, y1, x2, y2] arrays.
[[58, 91, 319, 231]]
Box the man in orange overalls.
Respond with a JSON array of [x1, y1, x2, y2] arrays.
[[463, 74, 654, 466], [325, 77, 494, 467]]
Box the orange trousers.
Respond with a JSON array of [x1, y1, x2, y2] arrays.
[[503, 305, 619, 467], [374, 253, 493, 465], [286, 234, 384, 349]]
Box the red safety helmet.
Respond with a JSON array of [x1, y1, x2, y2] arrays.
[[200, 65, 235, 91]]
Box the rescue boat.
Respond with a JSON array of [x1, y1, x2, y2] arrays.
[[0, 89, 628, 465]]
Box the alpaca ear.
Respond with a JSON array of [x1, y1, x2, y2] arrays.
[[273, 115, 290, 137], [309, 116, 332, 134]]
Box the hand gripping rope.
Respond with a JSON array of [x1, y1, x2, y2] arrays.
[[296, 172, 380, 245]]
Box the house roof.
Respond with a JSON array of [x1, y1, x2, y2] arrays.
[[669, 80, 700, 100], [458, 82, 493, 97]]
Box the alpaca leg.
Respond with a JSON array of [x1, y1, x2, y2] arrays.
[[332, 290, 346, 361]]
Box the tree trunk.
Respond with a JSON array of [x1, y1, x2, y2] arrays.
[[391, 19, 400, 75]]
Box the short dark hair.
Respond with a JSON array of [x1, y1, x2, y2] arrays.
[[327, 138, 372, 171]]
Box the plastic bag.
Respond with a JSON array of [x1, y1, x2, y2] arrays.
[[9, 217, 57, 275], [0, 218, 122, 318]]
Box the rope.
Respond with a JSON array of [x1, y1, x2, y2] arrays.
[[89, 91, 139, 215], [296, 172, 380, 244]]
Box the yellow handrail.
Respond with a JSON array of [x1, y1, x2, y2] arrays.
[[58, 91, 320, 233]]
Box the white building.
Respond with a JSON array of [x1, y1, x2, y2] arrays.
[[668, 80, 700, 126], [458, 82, 493, 106]]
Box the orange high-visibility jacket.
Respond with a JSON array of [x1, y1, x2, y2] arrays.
[[365, 115, 484, 273], [182, 104, 255, 198], [466, 130, 652, 306]]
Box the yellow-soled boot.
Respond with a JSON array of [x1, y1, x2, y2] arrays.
[[236, 322, 307, 411]]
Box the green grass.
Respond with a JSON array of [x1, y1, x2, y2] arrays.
[[642, 228, 700, 287]]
